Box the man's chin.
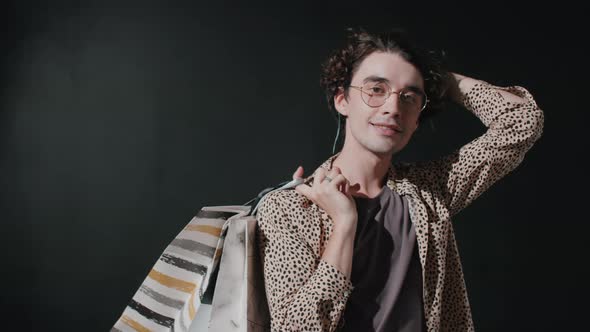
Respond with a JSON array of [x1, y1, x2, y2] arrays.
[[369, 147, 398, 159]]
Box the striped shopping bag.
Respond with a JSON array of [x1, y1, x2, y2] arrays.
[[111, 206, 249, 332], [112, 177, 301, 332]]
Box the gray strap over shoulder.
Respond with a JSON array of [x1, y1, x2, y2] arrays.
[[245, 177, 304, 216]]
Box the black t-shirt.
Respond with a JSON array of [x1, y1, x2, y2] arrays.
[[340, 185, 426, 332]]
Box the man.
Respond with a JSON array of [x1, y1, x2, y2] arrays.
[[256, 28, 544, 331]]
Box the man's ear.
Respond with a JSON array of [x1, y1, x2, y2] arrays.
[[334, 87, 349, 117]]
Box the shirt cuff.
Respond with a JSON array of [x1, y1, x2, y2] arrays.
[[316, 259, 354, 300]]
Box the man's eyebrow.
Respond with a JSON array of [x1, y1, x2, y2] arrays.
[[362, 75, 425, 92], [362, 75, 390, 84]]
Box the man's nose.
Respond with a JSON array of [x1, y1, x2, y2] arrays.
[[380, 93, 402, 116]]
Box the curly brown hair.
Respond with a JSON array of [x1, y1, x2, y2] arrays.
[[320, 27, 451, 126]]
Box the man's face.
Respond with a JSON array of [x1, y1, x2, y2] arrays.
[[335, 51, 424, 157]]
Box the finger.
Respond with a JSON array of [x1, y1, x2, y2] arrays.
[[325, 167, 343, 186], [317, 166, 339, 186], [328, 174, 349, 189], [295, 183, 311, 199], [327, 166, 341, 179], [295, 184, 316, 205], [344, 181, 354, 198], [313, 168, 326, 187], [292, 165, 304, 180]]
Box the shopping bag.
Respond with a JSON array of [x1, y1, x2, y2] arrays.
[[111, 206, 249, 332], [201, 211, 271, 332], [112, 177, 301, 332]]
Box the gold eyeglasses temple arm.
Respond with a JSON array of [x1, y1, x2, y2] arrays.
[[349, 85, 372, 96]]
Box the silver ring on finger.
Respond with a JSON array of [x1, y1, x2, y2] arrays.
[[324, 175, 333, 183]]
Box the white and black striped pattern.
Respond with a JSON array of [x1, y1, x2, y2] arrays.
[[112, 206, 251, 332]]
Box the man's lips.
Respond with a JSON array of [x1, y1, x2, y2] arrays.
[[371, 122, 403, 133]]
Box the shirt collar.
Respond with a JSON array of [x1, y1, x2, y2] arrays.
[[302, 151, 407, 195]]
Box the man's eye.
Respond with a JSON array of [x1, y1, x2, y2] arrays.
[[401, 92, 417, 103], [370, 87, 386, 94]]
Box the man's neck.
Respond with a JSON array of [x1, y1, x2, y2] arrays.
[[331, 147, 392, 199]]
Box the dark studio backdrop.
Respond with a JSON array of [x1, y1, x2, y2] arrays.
[[1, 0, 587, 331]]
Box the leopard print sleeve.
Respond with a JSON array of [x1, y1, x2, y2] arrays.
[[408, 81, 544, 217], [257, 192, 353, 332]]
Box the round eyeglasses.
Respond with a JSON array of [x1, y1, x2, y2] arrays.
[[348, 81, 429, 113]]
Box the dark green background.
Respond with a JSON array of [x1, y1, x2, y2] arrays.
[[1, 0, 586, 331]]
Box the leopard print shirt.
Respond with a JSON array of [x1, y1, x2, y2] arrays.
[[256, 81, 544, 331]]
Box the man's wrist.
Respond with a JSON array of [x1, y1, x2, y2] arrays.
[[331, 222, 356, 240], [447, 72, 484, 105]]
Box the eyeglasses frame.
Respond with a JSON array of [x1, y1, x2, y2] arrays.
[[348, 82, 429, 112]]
